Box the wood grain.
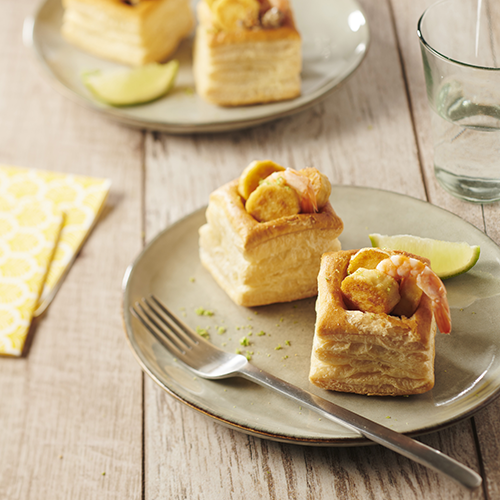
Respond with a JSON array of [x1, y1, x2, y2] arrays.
[[146, 394, 485, 499], [0, 1, 144, 499]]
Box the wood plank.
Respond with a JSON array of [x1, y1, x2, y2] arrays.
[[146, 392, 484, 499], [0, 1, 144, 498], [143, 0, 483, 498]]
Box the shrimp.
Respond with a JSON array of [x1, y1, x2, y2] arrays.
[[266, 168, 318, 213], [269, 0, 289, 12], [376, 254, 451, 334], [257, 0, 289, 28], [258, 0, 289, 11]]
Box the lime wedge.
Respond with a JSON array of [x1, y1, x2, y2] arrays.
[[82, 60, 179, 106], [369, 233, 480, 279]]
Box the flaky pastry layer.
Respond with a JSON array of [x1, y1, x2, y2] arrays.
[[62, 0, 194, 66], [309, 249, 437, 396], [199, 179, 343, 307], [193, 2, 301, 106]]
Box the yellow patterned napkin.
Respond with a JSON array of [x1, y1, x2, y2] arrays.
[[0, 198, 63, 356], [0, 165, 111, 355]]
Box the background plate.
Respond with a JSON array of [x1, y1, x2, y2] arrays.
[[122, 186, 500, 445], [26, 0, 370, 133]]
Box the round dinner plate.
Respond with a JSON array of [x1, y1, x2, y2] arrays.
[[122, 186, 500, 446], [25, 0, 369, 133]]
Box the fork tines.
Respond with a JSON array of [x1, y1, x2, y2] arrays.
[[131, 295, 199, 357]]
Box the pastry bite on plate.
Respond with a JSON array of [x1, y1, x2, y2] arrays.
[[309, 248, 451, 396], [199, 160, 343, 307], [61, 0, 194, 66], [193, 0, 302, 106]]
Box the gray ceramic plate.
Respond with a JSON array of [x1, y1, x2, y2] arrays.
[[122, 186, 500, 445], [24, 0, 369, 133]]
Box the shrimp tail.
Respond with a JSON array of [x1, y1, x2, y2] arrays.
[[415, 267, 452, 334], [432, 299, 452, 334]]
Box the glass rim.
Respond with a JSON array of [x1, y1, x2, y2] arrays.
[[417, 0, 500, 72]]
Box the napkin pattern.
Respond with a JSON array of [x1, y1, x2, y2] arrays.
[[0, 165, 111, 355], [0, 198, 63, 356]]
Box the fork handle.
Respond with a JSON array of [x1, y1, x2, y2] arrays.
[[239, 363, 482, 491]]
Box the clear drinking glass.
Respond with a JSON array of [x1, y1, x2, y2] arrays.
[[417, 0, 500, 203]]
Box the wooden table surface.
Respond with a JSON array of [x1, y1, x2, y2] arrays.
[[1, 1, 499, 499]]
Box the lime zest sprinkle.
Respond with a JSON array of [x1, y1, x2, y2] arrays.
[[196, 327, 209, 338], [195, 307, 214, 316]]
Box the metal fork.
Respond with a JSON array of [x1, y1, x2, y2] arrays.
[[131, 295, 482, 491]]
